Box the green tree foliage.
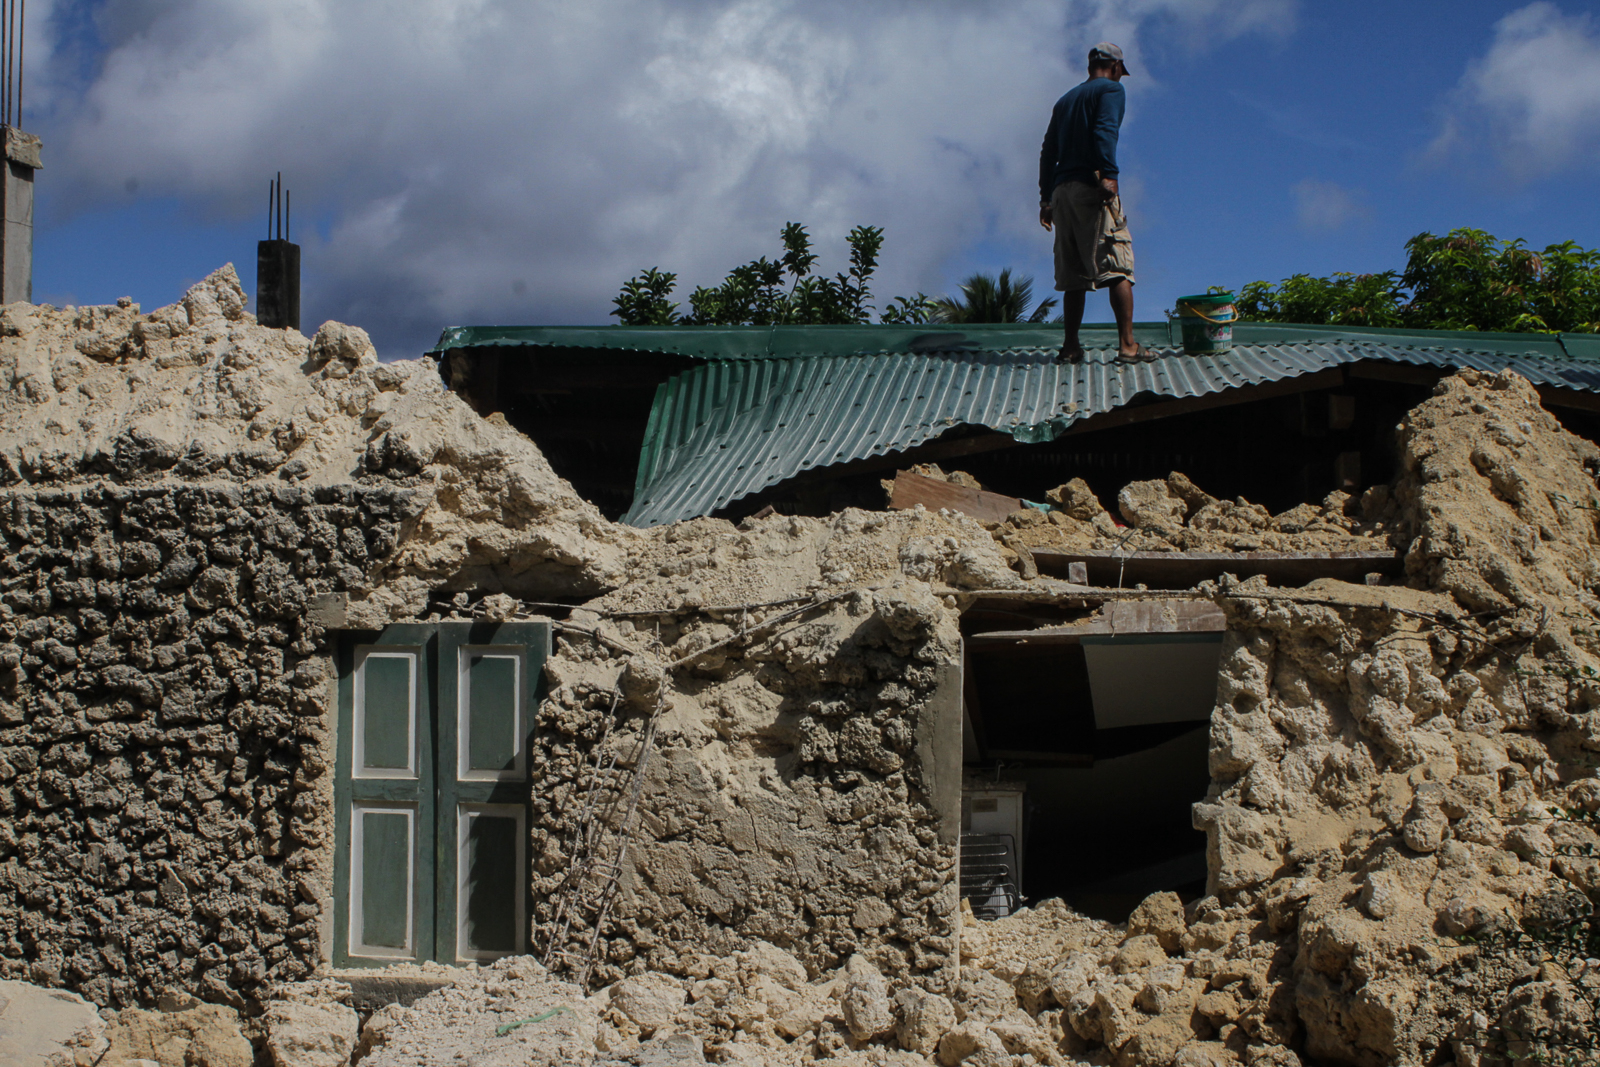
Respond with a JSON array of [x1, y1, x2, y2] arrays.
[[1235, 271, 1405, 328], [931, 268, 1058, 324], [609, 267, 681, 326], [611, 223, 936, 326], [1236, 228, 1600, 333]]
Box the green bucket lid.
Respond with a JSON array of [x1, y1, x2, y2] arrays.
[[1177, 292, 1235, 305]]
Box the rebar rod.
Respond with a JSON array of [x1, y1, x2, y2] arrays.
[[16, 0, 22, 124], [3, 0, 12, 127]]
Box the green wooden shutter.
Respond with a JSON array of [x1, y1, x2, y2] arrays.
[[334, 621, 547, 967], [436, 622, 547, 963], [334, 626, 437, 965]]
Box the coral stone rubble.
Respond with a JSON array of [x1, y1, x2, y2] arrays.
[[4, 269, 1600, 1067]]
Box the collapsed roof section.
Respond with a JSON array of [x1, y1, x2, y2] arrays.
[[432, 321, 1600, 527]]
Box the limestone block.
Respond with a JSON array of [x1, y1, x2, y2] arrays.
[[840, 955, 893, 1041], [264, 1001, 359, 1067], [0, 980, 105, 1067], [610, 974, 686, 1038], [936, 1021, 1009, 1067], [894, 988, 956, 1054], [1126, 891, 1186, 954], [101, 1004, 251, 1067], [1117, 479, 1186, 533], [1112, 935, 1166, 974]]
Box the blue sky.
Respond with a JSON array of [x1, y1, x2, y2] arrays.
[[22, 0, 1600, 356]]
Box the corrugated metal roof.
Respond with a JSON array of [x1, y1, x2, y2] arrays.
[[622, 340, 1600, 527], [432, 321, 1600, 363]]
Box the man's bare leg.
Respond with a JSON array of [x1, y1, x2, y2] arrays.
[[1108, 277, 1137, 355], [1061, 289, 1088, 355]]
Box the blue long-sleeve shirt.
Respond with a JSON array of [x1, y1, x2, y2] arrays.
[[1039, 77, 1125, 202]]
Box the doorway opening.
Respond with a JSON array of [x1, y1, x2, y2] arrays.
[[959, 599, 1219, 922]]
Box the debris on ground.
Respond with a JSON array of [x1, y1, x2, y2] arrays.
[[6, 271, 1600, 1067]]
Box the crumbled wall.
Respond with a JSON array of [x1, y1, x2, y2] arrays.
[[532, 508, 1027, 989], [0, 265, 630, 609], [10, 259, 1600, 1067], [0, 267, 633, 1008]]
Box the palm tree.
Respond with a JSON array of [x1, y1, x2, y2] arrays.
[[932, 268, 1059, 323]]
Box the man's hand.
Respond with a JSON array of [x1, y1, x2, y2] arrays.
[[1039, 203, 1053, 231], [1099, 176, 1119, 201]]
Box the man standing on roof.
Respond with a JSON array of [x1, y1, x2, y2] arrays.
[[1040, 42, 1152, 364]]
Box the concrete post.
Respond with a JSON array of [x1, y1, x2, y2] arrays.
[[0, 126, 39, 306], [256, 238, 301, 330]]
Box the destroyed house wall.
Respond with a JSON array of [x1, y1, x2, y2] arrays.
[[530, 582, 965, 990], [0, 481, 419, 1008]]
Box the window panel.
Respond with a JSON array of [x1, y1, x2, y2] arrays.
[[357, 651, 415, 776], [352, 805, 413, 956], [457, 804, 524, 960], [460, 651, 521, 779]]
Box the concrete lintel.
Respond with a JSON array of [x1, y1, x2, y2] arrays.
[[967, 598, 1226, 643]]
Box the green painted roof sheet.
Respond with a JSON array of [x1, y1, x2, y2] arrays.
[[430, 321, 1600, 363], [620, 336, 1600, 527], [426, 320, 1600, 527]]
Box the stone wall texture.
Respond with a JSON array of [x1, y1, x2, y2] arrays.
[[531, 580, 963, 990], [0, 482, 419, 1007]]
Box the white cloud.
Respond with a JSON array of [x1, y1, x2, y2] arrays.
[[32, 0, 1295, 353], [1434, 2, 1600, 178], [1292, 179, 1369, 232]]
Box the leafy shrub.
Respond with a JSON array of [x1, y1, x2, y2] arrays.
[[611, 223, 937, 327], [1237, 228, 1600, 333]]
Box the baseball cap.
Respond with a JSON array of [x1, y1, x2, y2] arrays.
[[1089, 42, 1131, 74]]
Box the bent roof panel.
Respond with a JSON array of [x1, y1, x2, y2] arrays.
[[623, 340, 1600, 527]]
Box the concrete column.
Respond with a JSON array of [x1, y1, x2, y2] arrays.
[[257, 239, 301, 330], [0, 126, 39, 306]]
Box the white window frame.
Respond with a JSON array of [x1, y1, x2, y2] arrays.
[[353, 647, 419, 780], [455, 802, 527, 962], [348, 802, 416, 959], [456, 646, 526, 782]]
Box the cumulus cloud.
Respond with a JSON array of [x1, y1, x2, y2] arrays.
[[1292, 179, 1369, 232], [1433, 2, 1600, 179], [33, 0, 1294, 354]]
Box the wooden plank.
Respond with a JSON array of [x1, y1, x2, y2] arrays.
[[889, 470, 1023, 524], [1029, 548, 1401, 590]]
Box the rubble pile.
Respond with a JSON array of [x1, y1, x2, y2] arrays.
[[988, 474, 1390, 558], [509, 369, 1600, 1065], [5, 268, 1600, 1067], [0, 265, 628, 610]]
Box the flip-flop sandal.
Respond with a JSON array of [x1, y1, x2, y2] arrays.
[[1055, 346, 1086, 364], [1116, 344, 1159, 363]]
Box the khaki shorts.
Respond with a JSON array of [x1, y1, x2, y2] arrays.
[[1051, 180, 1135, 292]]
